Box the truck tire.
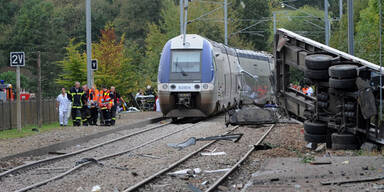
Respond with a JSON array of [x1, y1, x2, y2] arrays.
[[329, 64, 358, 79], [331, 133, 357, 144], [304, 69, 329, 81], [304, 120, 327, 135], [332, 143, 359, 150], [305, 54, 334, 70], [329, 78, 355, 89], [304, 131, 326, 143]]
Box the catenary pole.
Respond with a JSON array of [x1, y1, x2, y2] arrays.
[[86, 0, 93, 87], [183, 0, 188, 46], [324, 0, 329, 45], [339, 0, 343, 19], [224, 0, 228, 45], [347, 0, 354, 55], [180, 0, 184, 35], [273, 12, 276, 34], [380, 0, 382, 122]]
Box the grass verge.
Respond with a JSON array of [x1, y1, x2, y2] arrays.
[[0, 121, 72, 140]]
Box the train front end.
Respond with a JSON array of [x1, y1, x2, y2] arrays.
[[157, 35, 216, 118]]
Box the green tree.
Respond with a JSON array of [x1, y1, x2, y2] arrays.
[[330, 0, 370, 54], [114, 0, 163, 45], [354, 0, 384, 63], [271, 6, 325, 43], [232, 0, 271, 50], [56, 39, 87, 88]]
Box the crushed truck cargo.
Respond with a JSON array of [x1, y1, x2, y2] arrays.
[[274, 28, 384, 149]]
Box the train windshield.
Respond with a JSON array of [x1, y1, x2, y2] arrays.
[[171, 50, 201, 73]]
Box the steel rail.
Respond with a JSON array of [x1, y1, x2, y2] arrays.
[[15, 123, 199, 192], [123, 125, 240, 192], [205, 124, 276, 192], [1, 122, 172, 178]]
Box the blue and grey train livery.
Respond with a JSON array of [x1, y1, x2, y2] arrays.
[[157, 34, 273, 118]]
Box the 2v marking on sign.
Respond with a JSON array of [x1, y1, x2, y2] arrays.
[[10, 52, 25, 67]]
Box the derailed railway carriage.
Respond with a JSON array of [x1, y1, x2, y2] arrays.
[[157, 34, 273, 118]]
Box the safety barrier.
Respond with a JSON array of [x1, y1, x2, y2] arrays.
[[0, 99, 58, 131]]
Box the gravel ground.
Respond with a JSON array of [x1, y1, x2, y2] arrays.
[[138, 125, 270, 192], [219, 123, 384, 192], [0, 121, 181, 191], [0, 112, 162, 159], [16, 116, 229, 192]]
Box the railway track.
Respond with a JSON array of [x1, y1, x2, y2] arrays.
[[0, 122, 172, 178], [123, 123, 276, 192], [1, 119, 207, 192]]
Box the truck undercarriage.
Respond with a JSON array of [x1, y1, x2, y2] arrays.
[[274, 28, 384, 149]]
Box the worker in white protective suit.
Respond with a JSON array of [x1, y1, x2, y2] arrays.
[[56, 88, 71, 126]]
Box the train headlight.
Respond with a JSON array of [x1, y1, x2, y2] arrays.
[[194, 84, 200, 89], [162, 84, 168, 89], [170, 84, 176, 89], [203, 84, 209, 89]]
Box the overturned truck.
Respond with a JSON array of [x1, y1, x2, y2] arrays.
[[274, 28, 384, 150]]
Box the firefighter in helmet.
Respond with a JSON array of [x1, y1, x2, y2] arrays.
[[67, 81, 84, 126]]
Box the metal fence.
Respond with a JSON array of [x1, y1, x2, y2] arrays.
[[0, 99, 58, 131]]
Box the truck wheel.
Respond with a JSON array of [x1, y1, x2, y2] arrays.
[[304, 131, 326, 143], [305, 54, 334, 70], [331, 133, 359, 150], [304, 120, 327, 135], [329, 78, 355, 89], [331, 133, 357, 144], [332, 143, 359, 150], [304, 69, 329, 81], [329, 64, 358, 79]]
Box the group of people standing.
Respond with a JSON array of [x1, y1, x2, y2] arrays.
[[56, 82, 125, 127]]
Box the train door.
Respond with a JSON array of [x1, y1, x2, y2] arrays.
[[222, 48, 231, 104], [212, 47, 225, 101], [227, 48, 241, 104]]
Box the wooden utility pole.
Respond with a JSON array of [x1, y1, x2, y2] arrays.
[[37, 51, 42, 128]]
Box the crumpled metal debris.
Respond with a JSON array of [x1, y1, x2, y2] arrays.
[[91, 185, 101, 192], [203, 168, 231, 173], [168, 168, 201, 176], [201, 152, 226, 156], [75, 158, 104, 166], [168, 134, 243, 150]]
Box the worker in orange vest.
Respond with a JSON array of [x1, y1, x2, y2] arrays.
[[302, 86, 308, 95], [99, 86, 113, 126], [88, 85, 99, 125]]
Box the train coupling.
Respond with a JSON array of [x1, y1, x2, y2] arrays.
[[176, 93, 192, 108]]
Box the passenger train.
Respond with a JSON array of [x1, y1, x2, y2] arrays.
[[157, 34, 274, 118]]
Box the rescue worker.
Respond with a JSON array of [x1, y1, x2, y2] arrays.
[[99, 86, 113, 126], [56, 88, 71, 126], [88, 85, 99, 125], [109, 86, 126, 126], [81, 85, 91, 126], [67, 82, 84, 126]]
